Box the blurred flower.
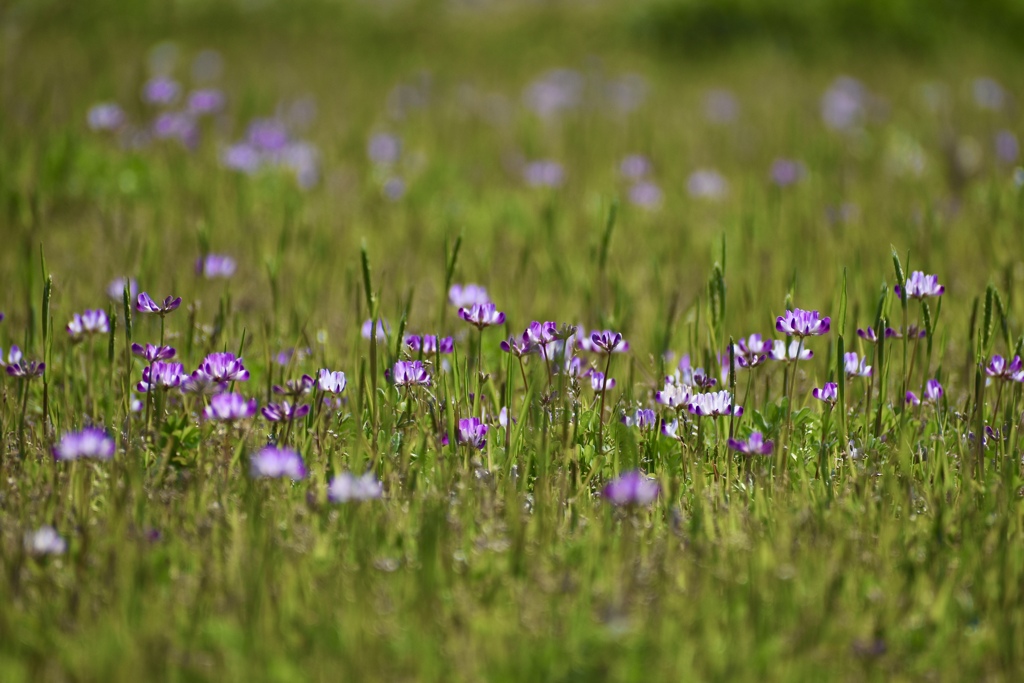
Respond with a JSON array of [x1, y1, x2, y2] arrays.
[[619, 154, 651, 180], [622, 408, 656, 430], [449, 283, 490, 308], [655, 377, 692, 410], [500, 334, 530, 357], [195, 254, 237, 279], [588, 371, 615, 392], [142, 77, 180, 106], [821, 76, 866, 131], [318, 369, 347, 393], [273, 375, 315, 397], [107, 277, 138, 301], [203, 393, 257, 421], [973, 77, 1006, 111], [361, 318, 391, 341], [131, 343, 176, 363], [687, 169, 729, 200], [844, 352, 872, 378], [405, 335, 454, 354], [523, 160, 565, 188], [250, 446, 306, 480], [136, 292, 182, 316], [4, 346, 44, 379], [770, 340, 814, 362], [586, 330, 629, 354], [688, 390, 741, 417], [137, 362, 185, 392], [603, 470, 659, 507], [770, 158, 806, 187], [628, 181, 663, 209], [67, 310, 109, 342], [986, 355, 1023, 381], [727, 431, 773, 455], [221, 143, 262, 174], [996, 130, 1019, 165], [895, 271, 944, 300], [328, 471, 383, 502], [523, 68, 582, 118], [884, 325, 927, 339], [187, 88, 225, 115], [924, 379, 944, 402], [87, 103, 125, 131], [856, 327, 879, 342], [196, 352, 250, 383], [180, 372, 226, 396], [53, 428, 115, 461], [458, 302, 506, 330], [24, 526, 67, 556], [261, 401, 310, 422], [813, 382, 838, 406], [391, 360, 431, 387], [456, 417, 489, 449], [152, 111, 198, 148], [368, 133, 401, 165], [247, 118, 289, 152], [382, 176, 405, 201], [704, 89, 739, 124]]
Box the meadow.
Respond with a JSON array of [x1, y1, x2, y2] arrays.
[[2, 1, 1024, 680]]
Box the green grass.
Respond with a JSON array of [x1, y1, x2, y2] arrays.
[[2, 1, 1024, 681]]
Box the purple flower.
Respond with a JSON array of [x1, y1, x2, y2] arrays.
[[196, 352, 249, 383], [24, 526, 67, 556], [392, 360, 431, 387], [405, 335, 454, 354], [186, 88, 225, 115], [619, 154, 651, 180], [523, 69, 582, 117], [382, 177, 405, 201], [884, 326, 927, 340], [273, 375, 316, 397], [769, 340, 814, 362], [688, 390, 742, 417], [456, 417, 489, 449], [857, 327, 879, 342], [152, 112, 198, 147], [107, 277, 138, 301], [137, 362, 185, 392], [250, 446, 306, 480], [142, 77, 180, 105], [628, 181, 663, 209], [458, 302, 506, 330], [67, 310, 110, 342], [203, 393, 257, 421], [131, 343, 176, 363], [247, 118, 290, 152], [821, 76, 866, 131], [844, 352, 872, 378], [661, 418, 683, 440], [523, 160, 565, 188], [361, 318, 391, 341], [328, 471, 383, 502], [261, 402, 310, 422], [973, 77, 1006, 111], [221, 144, 262, 174], [704, 89, 739, 124], [895, 271, 944, 300], [813, 382, 838, 406], [986, 355, 1024, 381], [448, 284, 490, 308], [776, 309, 830, 337], [500, 334, 531, 357], [924, 379, 944, 402], [87, 103, 125, 131], [195, 254, 237, 279], [317, 369, 347, 393], [622, 408, 657, 430], [905, 391, 920, 407], [525, 321, 558, 347], [180, 372, 226, 396], [727, 431, 773, 455], [687, 169, 729, 200], [275, 347, 310, 366], [588, 371, 616, 392], [53, 428, 115, 461], [367, 133, 401, 165], [4, 346, 44, 379], [995, 130, 1019, 164], [770, 158, 806, 187], [655, 377, 692, 409], [603, 470, 659, 507], [735, 334, 770, 368], [587, 330, 629, 354], [136, 292, 182, 316]]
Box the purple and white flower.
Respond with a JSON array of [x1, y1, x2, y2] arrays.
[[250, 446, 306, 480], [203, 393, 257, 421], [392, 360, 431, 387], [769, 340, 814, 362], [727, 431, 773, 455], [456, 417, 489, 449], [67, 310, 110, 342], [895, 271, 945, 300], [137, 362, 186, 392], [196, 352, 250, 383], [776, 309, 830, 337], [195, 254, 237, 279], [136, 292, 182, 316], [317, 369, 348, 393], [261, 402, 310, 422], [813, 382, 838, 406], [328, 471, 383, 502], [458, 302, 506, 330], [688, 390, 742, 417], [603, 470, 659, 507], [53, 428, 116, 461]]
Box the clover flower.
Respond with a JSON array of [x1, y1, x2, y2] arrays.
[[813, 382, 838, 406], [53, 428, 116, 461], [655, 377, 693, 410], [24, 526, 67, 556], [844, 352, 872, 378], [195, 254, 237, 279], [317, 369, 347, 393], [137, 362, 185, 392], [328, 471, 383, 503], [131, 343, 176, 363], [448, 283, 490, 308], [906, 379, 944, 407], [391, 360, 431, 387], [727, 431, 773, 455], [458, 302, 506, 330], [186, 88, 225, 115], [769, 340, 814, 362], [361, 318, 391, 341], [203, 393, 257, 421], [500, 334, 531, 357], [142, 77, 180, 105], [273, 375, 315, 397], [136, 292, 182, 316], [87, 103, 125, 131], [456, 417, 489, 449], [735, 333, 770, 368], [4, 346, 45, 379], [107, 277, 138, 301], [622, 408, 657, 430], [986, 355, 1023, 381], [688, 390, 742, 417], [884, 326, 927, 339], [66, 309, 110, 342], [180, 372, 226, 396], [586, 330, 629, 354], [895, 271, 945, 300], [776, 309, 830, 337], [250, 446, 306, 480], [261, 402, 310, 422], [196, 352, 250, 383], [770, 158, 806, 187], [525, 321, 559, 347], [661, 418, 684, 440], [405, 335, 454, 354], [603, 470, 659, 507], [588, 371, 616, 392], [856, 327, 879, 342], [367, 132, 401, 165]]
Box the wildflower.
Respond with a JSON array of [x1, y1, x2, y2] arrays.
[[53, 428, 116, 461], [367, 132, 401, 165], [924, 379, 944, 402], [273, 375, 315, 397], [456, 417, 489, 449], [523, 160, 565, 188], [87, 103, 125, 131], [142, 77, 180, 105], [152, 112, 198, 148], [405, 335, 454, 354], [458, 302, 506, 330], [131, 343, 176, 363], [995, 130, 1019, 164], [735, 334, 770, 368], [500, 334, 531, 357], [770, 158, 806, 187], [180, 371, 226, 395], [587, 330, 629, 354], [317, 369, 347, 393], [884, 325, 927, 339], [727, 431, 774, 455], [589, 371, 616, 392], [196, 352, 250, 383], [686, 169, 729, 200], [844, 352, 872, 378], [261, 402, 310, 422], [137, 362, 185, 392], [4, 346, 45, 379], [361, 318, 391, 341], [628, 181, 663, 209], [391, 360, 431, 387], [525, 321, 558, 347], [776, 309, 831, 337], [813, 382, 838, 406], [769, 340, 814, 362], [688, 390, 742, 417], [247, 118, 289, 152], [856, 327, 879, 342], [136, 292, 182, 316], [250, 446, 306, 480], [66, 310, 110, 342], [448, 284, 490, 308], [821, 76, 866, 131], [619, 154, 651, 180], [692, 368, 717, 390], [895, 271, 945, 300], [655, 377, 692, 409], [195, 254, 237, 278], [186, 88, 225, 115], [603, 470, 659, 507], [622, 408, 657, 430], [203, 393, 257, 421], [221, 143, 262, 174], [905, 391, 920, 407], [986, 355, 1023, 381], [704, 89, 739, 124], [274, 347, 310, 366], [661, 418, 684, 440], [328, 471, 383, 502], [24, 526, 67, 556]]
